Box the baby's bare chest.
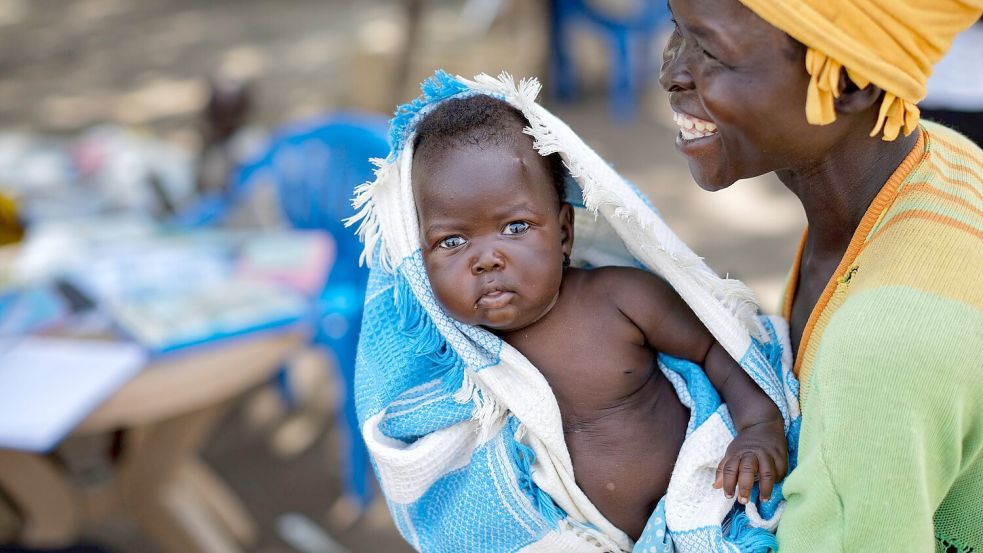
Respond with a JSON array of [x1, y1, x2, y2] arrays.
[[499, 274, 690, 537], [517, 316, 687, 537], [509, 301, 658, 411], [507, 302, 682, 433]]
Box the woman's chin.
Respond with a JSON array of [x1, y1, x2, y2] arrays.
[[676, 135, 735, 191], [688, 164, 735, 192], [696, 180, 734, 192]]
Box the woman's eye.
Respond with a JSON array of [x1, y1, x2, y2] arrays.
[[503, 221, 530, 235], [702, 47, 718, 61], [438, 236, 466, 249]]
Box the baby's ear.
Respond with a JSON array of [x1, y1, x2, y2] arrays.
[[559, 202, 574, 255]]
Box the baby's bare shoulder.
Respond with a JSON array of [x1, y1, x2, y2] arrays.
[[574, 267, 688, 329], [579, 266, 672, 298]]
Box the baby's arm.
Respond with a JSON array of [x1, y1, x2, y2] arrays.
[[703, 345, 787, 503], [601, 267, 787, 503]]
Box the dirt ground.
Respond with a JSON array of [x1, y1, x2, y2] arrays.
[[0, 1, 806, 551]]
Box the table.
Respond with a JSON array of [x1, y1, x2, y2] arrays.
[[0, 330, 305, 553]]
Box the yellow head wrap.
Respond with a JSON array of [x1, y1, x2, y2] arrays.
[[736, 0, 983, 140], [0, 192, 23, 246]]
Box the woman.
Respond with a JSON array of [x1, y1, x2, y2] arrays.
[[660, 0, 983, 551]]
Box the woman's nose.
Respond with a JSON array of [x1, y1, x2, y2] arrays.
[[659, 30, 693, 93], [471, 247, 505, 275]]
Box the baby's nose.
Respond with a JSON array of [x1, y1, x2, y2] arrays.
[[471, 248, 505, 274]]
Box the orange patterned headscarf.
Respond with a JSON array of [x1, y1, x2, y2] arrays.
[[737, 0, 983, 140]]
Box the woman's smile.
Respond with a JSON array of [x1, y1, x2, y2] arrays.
[[673, 110, 718, 141], [672, 109, 722, 161]]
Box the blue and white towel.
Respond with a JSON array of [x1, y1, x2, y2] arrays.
[[348, 71, 801, 553]]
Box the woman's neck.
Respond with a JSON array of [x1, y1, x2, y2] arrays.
[[776, 128, 920, 259]]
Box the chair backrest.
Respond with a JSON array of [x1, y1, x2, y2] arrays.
[[232, 111, 391, 282], [559, 0, 669, 33]]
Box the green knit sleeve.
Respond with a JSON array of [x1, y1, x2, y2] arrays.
[[776, 288, 983, 552]]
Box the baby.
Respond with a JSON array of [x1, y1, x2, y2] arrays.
[[411, 95, 787, 540]]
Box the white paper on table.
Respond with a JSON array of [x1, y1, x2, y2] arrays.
[[0, 337, 146, 452]]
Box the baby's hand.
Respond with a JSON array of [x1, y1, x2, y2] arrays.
[[713, 419, 788, 504]]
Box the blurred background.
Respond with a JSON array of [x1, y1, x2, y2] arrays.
[[0, 1, 809, 553]]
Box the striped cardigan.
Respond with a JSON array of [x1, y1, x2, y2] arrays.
[[776, 122, 983, 552]]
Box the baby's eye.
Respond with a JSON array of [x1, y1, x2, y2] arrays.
[[503, 221, 529, 235], [438, 235, 466, 249]]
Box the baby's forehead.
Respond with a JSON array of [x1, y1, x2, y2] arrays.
[[408, 95, 565, 207], [413, 136, 546, 180], [411, 141, 557, 207]]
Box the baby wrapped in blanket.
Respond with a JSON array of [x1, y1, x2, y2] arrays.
[[350, 71, 801, 553]]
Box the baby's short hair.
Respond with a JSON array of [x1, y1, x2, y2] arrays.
[[412, 95, 568, 205]]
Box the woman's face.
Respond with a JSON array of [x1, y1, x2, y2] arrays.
[[660, 0, 833, 191]]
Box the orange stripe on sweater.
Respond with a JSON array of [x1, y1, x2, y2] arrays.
[[930, 151, 983, 184], [922, 155, 983, 203], [870, 209, 983, 244], [792, 132, 926, 383], [892, 183, 983, 218], [937, 174, 983, 204], [930, 134, 983, 175]]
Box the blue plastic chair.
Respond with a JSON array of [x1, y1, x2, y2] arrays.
[[549, 0, 670, 120], [183, 111, 390, 509]]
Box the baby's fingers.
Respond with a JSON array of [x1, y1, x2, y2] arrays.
[[715, 455, 740, 498], [775, 448, 789, 481], [757, 452, 776, 501], [736, 453, 758, 505]]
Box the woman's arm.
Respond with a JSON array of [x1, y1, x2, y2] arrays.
[[777, 290, 981, 551]]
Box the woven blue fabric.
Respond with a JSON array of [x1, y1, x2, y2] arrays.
[[352, 71, 800, 553]]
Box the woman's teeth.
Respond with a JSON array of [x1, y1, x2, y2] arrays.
[[673, 111, 718, 140]]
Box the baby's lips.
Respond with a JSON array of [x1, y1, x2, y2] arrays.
[[475, 290, 515, 309]]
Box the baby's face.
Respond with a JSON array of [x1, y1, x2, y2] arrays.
[[413, 142, 572, 332]]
